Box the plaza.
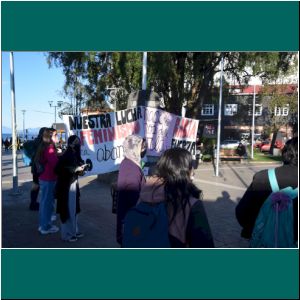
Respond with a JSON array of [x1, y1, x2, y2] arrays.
[[1, 150, 282, 248]]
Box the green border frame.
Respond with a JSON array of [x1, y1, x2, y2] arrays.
[[1, 1, 299, 299], [1, 1, 299, 51], [1, 249, 299, 299]]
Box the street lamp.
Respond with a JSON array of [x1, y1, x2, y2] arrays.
[[48, 100, 63, 124], [250, 77, 261, 159], [21, 110, 26, 141]]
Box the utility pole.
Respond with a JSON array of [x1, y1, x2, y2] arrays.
[[21, 110, 26, 141], [251, 85, 256, 159], [142, 52, 147, 91], [10, 52, 19, 194], [48, 101, 63, 125], [215, 55, 224, 177]]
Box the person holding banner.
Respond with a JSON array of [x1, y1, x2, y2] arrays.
[[116, 134, 147, 246], [55, 135, 87, 242]]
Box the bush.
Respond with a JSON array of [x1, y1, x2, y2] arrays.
[[202, 154, 212, 162], [200, 137, 216, 155]]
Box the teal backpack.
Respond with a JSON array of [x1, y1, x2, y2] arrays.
[[250, 169, 298, 248]]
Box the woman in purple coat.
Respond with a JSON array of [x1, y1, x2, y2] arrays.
[[116, 134, 146, 245]]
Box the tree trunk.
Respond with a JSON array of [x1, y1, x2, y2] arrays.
[[269, 129, 278, 155]]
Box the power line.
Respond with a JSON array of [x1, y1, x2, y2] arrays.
[[31, 110, 54, 115]]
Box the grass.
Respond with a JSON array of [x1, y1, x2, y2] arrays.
[[250, 148, 283, 163]]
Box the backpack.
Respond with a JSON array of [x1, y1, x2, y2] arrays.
[[122, 201, 171, 248], [250, 168, 298, 248], [22, 140, 38, 166]]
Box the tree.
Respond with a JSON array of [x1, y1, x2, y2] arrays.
[[260, 83, 298, 153], [47, 52, 297, 116]]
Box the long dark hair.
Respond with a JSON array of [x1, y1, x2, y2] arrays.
[[34, 129, 52, 164], [65, 135, 84, 164], [282, 137, 298, 166], [154, 148, 202, 222]]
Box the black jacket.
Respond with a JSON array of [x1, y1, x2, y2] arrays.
[[169, 200, 215, 248], [55, 148, 84, 223], [236, 164, 298, 242]]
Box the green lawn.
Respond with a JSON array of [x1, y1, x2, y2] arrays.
[[250, 148, 283, 163]]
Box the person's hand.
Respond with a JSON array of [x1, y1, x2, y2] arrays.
[[75, 166, 85, 173]]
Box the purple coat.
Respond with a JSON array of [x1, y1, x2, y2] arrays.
[[116, 158, 145, 245]]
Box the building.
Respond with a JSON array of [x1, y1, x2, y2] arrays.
[[198, 84, 298, 141]]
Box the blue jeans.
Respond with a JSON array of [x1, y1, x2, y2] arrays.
[[39, 180, 56, 230]]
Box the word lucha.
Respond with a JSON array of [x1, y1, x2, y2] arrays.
[[115, 107, 143, 125]]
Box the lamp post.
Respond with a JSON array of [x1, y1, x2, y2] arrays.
[[215, 55, 224, 177], [251, 85, 256, 159], [10, 52, 19, 194], [250, 77, 261, 159], [21, 110, 26, 141], [48, 101, 63, 124]]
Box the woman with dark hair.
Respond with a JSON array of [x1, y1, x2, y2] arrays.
[[137, 147, 214, 248], [34, 128, 59, 234], [116, 134, 147, 245], [236, 137, 298, 244], [55, 135, 86, 242], [28, 127, 47, 211]]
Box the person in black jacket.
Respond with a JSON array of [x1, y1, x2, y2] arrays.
[[55, 135, 86, 242], [236, 137, 298, 244], [28, 127, 47, 211]]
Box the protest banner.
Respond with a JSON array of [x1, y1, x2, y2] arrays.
[[144, 107, 199, 157], [63, 107, 144, 175], [63, 106, 199, 175]]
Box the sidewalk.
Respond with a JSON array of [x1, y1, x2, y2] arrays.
[[1, 150, 281, 248]]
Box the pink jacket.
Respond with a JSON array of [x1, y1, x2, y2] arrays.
[[39, 144, 58, 181]]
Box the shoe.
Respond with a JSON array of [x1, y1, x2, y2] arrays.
[[68, 236, 78, 242], [29, 202, 39, 211], [51, 214, 57, 221], [76, 232, 84, 238], [39, 225, 59, 235]]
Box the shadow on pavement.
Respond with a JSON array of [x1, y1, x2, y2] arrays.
[[2, 177, 119, 248]]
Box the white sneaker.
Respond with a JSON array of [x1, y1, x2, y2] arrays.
[[39, 225, 59, 235]]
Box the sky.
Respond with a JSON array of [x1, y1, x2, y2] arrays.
[[1, 52, 67, 131]]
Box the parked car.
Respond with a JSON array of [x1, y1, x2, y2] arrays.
[[220, 140, 240, 149], [260, 140, 285, 152]]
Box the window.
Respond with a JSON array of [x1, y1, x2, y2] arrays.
[[248, 104, 263, 116], [274, 104, 289, 116], [224, 104, 238, 116], [201, 104, 214, 116]]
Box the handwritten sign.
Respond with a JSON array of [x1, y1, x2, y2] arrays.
[[144, 107, 198, 156], [63, 106, 199, 175]]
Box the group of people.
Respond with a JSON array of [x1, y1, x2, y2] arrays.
[[2, 137, 12, 151], [28, 127, 87, 242], [27, 126, 298, 247], [116, 134, 298, 248]]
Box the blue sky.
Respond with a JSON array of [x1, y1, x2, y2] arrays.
[[1, 52, 67, 130]]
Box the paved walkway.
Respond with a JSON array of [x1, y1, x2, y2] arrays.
[[1, 150, 281, 248]]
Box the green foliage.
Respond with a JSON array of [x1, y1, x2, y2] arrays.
[[200, 137, 216, 155], [261, 83, 298, 132], [47, 52, 297, 116]]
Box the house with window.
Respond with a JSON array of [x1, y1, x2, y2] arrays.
[[197, 84, 297, 141]]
